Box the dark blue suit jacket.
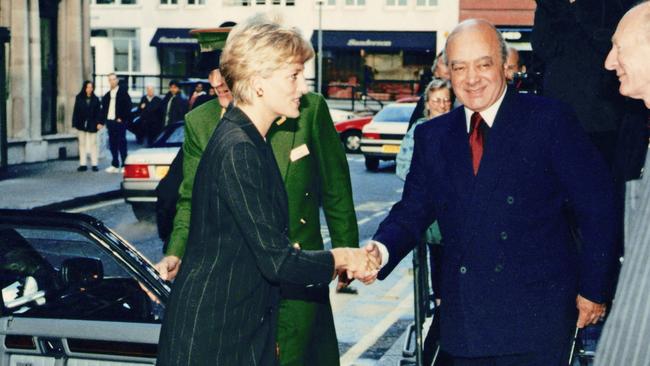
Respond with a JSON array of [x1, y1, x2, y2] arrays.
[[375, 88, 618, 357]]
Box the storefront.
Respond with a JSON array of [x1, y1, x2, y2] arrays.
[[312, 30, 436, 101], [150, 28, 201, 78]]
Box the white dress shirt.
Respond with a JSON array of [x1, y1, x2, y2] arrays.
[[107, 86, 119, 120], [372, 86, 507, 269]]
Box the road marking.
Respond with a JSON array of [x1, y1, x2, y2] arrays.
[[357, 209, 389, 226], [64, 198, 123, 213], [339, 275, 414, 366]]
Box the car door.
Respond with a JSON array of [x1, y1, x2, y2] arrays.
[[0, 209, 169, 366]]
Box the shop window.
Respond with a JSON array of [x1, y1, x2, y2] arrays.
[[416, 0, 438, 6], [286, 0, 295, 5], [272, 0, 281, 3], [187, 0, 205, 4], [160, 0, 178, 4], [257, 0, 267, 4]]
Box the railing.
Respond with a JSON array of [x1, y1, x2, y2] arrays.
[[93, 73, 189, 101]]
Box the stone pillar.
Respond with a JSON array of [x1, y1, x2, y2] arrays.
[[57, 0, 89, 134]]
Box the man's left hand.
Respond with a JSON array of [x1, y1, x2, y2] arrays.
[[576, 294, 606, 328]]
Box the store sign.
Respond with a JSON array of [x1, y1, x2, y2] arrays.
[[347, 38, 392, 47], [158, 36, 198, 45], [500, 31, 523, 41]]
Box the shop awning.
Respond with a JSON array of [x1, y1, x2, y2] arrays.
[[150, 28, 198, 48], [311, 31, 436, 52]]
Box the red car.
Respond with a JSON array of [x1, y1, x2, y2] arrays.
[[334, 96, 419, 153]]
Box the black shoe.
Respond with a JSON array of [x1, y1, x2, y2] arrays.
[[77, 166, 87, 172], [91, 166, 99, 172]]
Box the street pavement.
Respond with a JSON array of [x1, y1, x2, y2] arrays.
[[0, 132, 424, 365]]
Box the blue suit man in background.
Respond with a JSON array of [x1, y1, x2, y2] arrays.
[[366, 19, 619, 365]]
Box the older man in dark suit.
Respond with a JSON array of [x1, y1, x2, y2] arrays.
[[595, 2, 650, 365], [366, 19, 618, 365]]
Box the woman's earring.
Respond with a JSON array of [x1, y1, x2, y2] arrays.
[[256, 89, 264, 97]]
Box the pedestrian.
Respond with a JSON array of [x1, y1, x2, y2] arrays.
[[72, 80, 103, 172], [395, 77, 454, 366], [595, 2, 650, 365], [101, 73, 132, 173], [505, 47, 521, 82], [155, 17, 376, 366], [188, 82, 206, 110], [137, 85, 162, 146], [155, 21, 359, 366], [366, 19, 618, 365], [160, 80, 188, 127]]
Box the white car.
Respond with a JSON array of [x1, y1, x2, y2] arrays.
[[122, 122, 183, 221], [360, 103, 417, 171]]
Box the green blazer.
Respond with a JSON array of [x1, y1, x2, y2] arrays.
[[166, 92, 358, 256]]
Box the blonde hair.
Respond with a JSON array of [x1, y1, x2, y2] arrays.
[[220, 14, 315, 105]]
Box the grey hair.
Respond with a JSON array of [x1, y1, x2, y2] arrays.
[[423, 78, 452, 103], [445, 19, 509, 65]]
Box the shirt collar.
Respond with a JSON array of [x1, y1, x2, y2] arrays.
[[464, 86, 507, 132]]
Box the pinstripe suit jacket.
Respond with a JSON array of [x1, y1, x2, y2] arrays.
[[157, 107, 335, 366], [596, 148, 650, 366]]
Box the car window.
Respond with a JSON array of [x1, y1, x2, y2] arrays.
[[0, 226, 162, 323], [373, 104, 417, 123], [165, 125, 184, 145], [152, 123, 184, 148]]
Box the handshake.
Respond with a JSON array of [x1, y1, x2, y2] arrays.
[[330, 242, 382, 288]]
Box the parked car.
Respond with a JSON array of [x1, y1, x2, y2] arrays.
[[122, 121, 183, 221], [0, 209, 169, 365], [334, 97, 418, 154], [360, 102, 417, 171]]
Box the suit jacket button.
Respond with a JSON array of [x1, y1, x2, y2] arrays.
[[507, 196, 514, 205], [494, 264, 504, 273], [459, 266, 467, 274], [299, 218, 307, 224], [305, 192, 310, 197], [500, 231, 508, 240]]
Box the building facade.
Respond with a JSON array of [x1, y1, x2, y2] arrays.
[[90, 0, 459, 101], [459, 0, 536, 68], [0, 0, 92, 166]]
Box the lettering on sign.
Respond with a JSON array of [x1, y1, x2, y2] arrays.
[[158, 36, 198, 44], [347, 39, 392, 47]]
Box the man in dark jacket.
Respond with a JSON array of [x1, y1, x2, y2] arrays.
[[101, 73, 132, 172], [138, 85, 163, 145], [160, 80, 188, 127]]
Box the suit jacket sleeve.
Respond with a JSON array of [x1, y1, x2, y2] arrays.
[[374, 126, 438, 278], [312, 95, 359, 249], [549, 104, 618, 303], [221, 141, 335, 285], [166, 118, 201, 258]]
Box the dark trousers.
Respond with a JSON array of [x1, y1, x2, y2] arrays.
[[106, 119, 127, 167], [450, 334, 575, 366]]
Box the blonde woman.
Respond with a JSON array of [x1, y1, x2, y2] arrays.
[[156, 17, 377, 366]]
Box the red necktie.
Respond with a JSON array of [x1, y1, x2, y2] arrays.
[[469, 112, 485, 175]]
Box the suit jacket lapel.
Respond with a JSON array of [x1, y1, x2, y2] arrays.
[[462, 89, 521, 247], [441, 107, 474, 206]]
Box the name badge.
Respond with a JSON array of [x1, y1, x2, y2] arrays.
[[290, 144, 310, 162]]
